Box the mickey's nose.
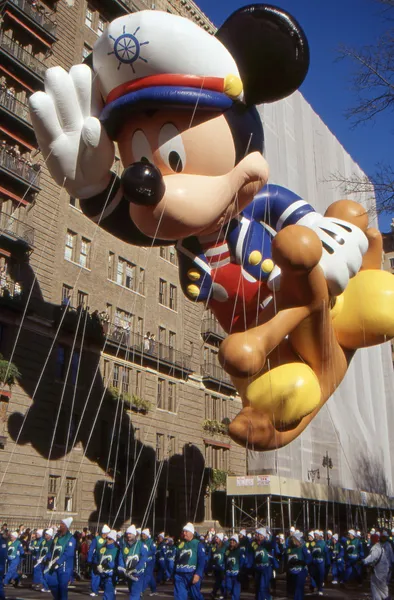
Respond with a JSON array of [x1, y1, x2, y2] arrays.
[[121, 161, 165, 206]]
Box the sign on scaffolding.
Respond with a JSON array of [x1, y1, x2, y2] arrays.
[[236, 476, 254, 487], [257, 475, 271, 486]]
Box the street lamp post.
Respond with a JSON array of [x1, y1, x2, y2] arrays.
[[322, 451, 333, 486], [308, 468, 320, 483]]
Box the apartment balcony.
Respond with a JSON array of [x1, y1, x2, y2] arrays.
[[4, 0, 57, 43], [0, 31, 46, 85], [0, 146, 41, 194], [201, 317, 226, 345], [0, 278, 25, 312], [53, 305, 105, 344], [0, 210, 34, 250], [99, 0, 146, 16], [105, 324, 193, 375], [0, 88, 38, 147], [202, 361, 236, 392]]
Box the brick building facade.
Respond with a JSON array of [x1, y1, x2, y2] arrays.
[[0, 0, 246, 532]]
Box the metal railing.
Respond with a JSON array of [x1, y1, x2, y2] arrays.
[[106, 324, 192, 371], [0, 278, 23, 299], [9, 0, 57, 36], [201, 317, 226, 340], [0, 146, 41, 188], [0, 32, 46, 79], [202, 361, 235, 388], [0, 88, 31, 125], [0, 211, 34, 246]]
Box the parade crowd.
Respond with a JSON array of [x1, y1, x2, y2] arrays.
[[0, 519, 393, 600]]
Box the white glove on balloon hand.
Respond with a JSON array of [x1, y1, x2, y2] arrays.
[[29, 64, 115, 199], [308, 215, 368, 296]]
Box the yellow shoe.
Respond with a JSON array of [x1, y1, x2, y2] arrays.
[[244, 362, 321, 429], [332, 270, 394, 349]]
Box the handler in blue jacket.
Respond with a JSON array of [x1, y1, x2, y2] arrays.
[[4, 531, 24, 587], [87, 524, 111, 597], [96, 530, 119, 600], [286, 531, 312, 600], [45, 517, 76, 600], [118, 525, 147, 600], [224, 534, 245, 600], [0, 530, 8, 600], [174, 522, 205, 600]]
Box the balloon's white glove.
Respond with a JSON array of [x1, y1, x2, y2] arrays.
[[305, 214, 368, 296], [267, 213, 368, 297], [29, 64, 115, 199], [96, 564, 104, 574]]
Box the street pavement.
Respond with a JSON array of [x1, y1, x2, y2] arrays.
[[3, 575, 381, 600]]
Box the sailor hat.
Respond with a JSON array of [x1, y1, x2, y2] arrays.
[[94, 11, 242, 139]]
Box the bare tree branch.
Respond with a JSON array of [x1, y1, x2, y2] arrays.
[[333, 0, 394, 218], [327, 163, 394, 218]]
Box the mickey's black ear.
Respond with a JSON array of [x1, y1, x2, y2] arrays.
[[216, 4, 310, 105]]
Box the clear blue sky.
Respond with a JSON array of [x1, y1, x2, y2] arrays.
[[197, 0, 393, 231]]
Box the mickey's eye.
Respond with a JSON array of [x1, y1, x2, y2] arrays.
[[158, 123, 186, 173], [131, 130, 154, 164]]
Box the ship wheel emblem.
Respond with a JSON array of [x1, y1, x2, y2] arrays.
[[108, 26, 149, 72]]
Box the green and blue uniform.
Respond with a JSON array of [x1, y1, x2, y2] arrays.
[[45, 531, 76, 600], [4, 539, 24, 586], [142, 537, 157, 593], [118, 539, 147, 600], [286, 544, 311, 600], [88, 535, 107, 595], [174, 538, 205, 600], [98, 542, 119, 600], [225, 546, 245, 600], [252, 541, 272, 600]]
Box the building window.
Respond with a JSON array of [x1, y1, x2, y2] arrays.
[[80, 238, 91, 269], [206, 445, 229, 470], [116, 257, 124, 285], [157, 378, 176, 412], [71, 351, 79, 385], [47, 475, 60, 510], [122, 367, 130, 394], [135, 370, 142, 396], [160, 247, 166, 259], [158, 326, 166, 345], [169, 331, 176, 348], [169, 284, 177, 311], [390, 257, 394, 269], [168, 435, 176, 457], [125, 262, 136, 290], [156, 433, 165, 461], [85, 6, 93, 27], [65, 477, 76, 512], [137, 317, 144, 336], [157, 378, 165, 409], [159, 279, 166, 305], [82, 44, 91, 60], [115, 308, 133, 329], [103, 359, 110, 385], [138, 267, 145, 295], [97, 16, 105, 35], [108, 252, 115, 280], [168, 381, 176, 413], [77, 290, 88, 308], [115, 258, 137, 290], [113, 364, 120, 388], [169, 246, 177, 265], [56, 345, 66, 380], [64, 230, 76, 262], [61, 284, 72, 306]]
